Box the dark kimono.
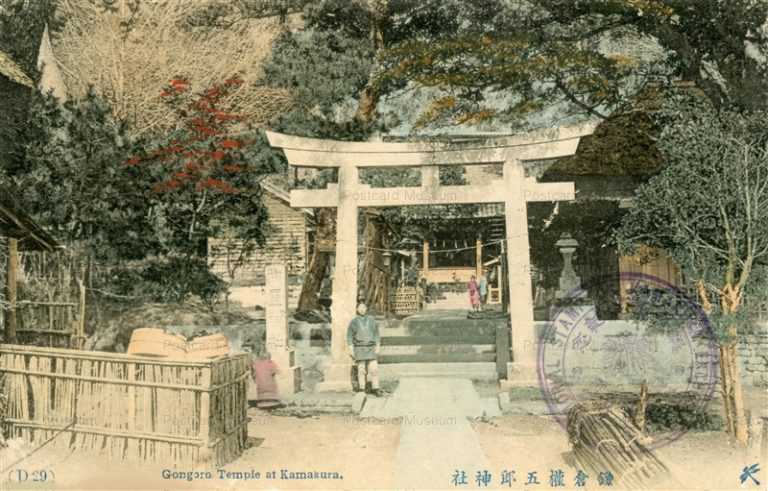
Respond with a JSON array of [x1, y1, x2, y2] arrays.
[[346, 314, 380, 361]]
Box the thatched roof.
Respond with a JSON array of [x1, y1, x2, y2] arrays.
[[0, 50, 33, 88], [543, 82, 706, 178], [542, 110, 662, 178], [0, 184, 58, 251]]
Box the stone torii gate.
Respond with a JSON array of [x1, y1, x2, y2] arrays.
[[266, 124, 596, 390]]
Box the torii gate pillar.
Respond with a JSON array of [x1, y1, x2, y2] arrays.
[[320, 164, 360, 391], [503, 160, 538, 385]]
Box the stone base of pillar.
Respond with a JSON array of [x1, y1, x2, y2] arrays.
[[272, 349, 302, 397], [499, 362, 539, 389], [314, 362, 354, 392], [277, 366, 302, 398]]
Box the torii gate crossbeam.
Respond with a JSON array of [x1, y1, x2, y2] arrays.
[[266, 124, 597, 390]]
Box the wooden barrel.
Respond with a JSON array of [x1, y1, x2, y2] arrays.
[[187, 333, 230, 360], [127, 328, 187, 359]]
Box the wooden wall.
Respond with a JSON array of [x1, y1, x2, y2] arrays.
[[209, 193, 309, 288], [618, 245, 682, 311]]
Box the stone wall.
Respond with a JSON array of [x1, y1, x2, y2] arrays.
[[535, 318, 768, 389], [738, 323, 768, 387]]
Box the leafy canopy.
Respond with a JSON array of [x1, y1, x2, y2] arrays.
[[375, 0, 768, 127], [130, 77, 282, 257], [8, 90, 154, 262], [614, 92, 768, 334]]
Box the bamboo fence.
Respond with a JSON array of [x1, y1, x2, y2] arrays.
[[0, 344, 248, 466]]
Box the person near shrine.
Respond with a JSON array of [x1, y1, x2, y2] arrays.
[[346, 302, 383, 396], [478, 270, 489, 310], [468, 275, 481, 311], [250, 347, 282, 409]]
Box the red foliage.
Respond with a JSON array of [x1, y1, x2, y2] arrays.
[[220, 139, 242, 149], [214, 111, 241, 121], [148, 78, 252, 197], [125, 156, 140, 166], [196, 177, 238, 194]]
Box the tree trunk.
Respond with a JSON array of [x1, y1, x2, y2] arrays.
[[717, 283, 749, 445], [297, 208, 335, 312], [719, 343, 735, 436], [354, 85, 380, 124], [634, 380, 648, 433], [361, 213, 390, 313], [726, 341, 749, 444], [297, 249, 329, 312], [698, 279, 748, 443]]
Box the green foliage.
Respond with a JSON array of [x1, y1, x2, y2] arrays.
[[263, 29, 375, 119], [7, 90, 155, 262], [111, 256, 228, 307], [615, 93, 768, 336], [375, 0, 768, 126], [133, 78, 281, 258], [643, 401, 722, 433], [597, 391, 722, 432], [303, 0, 373, 40], [624, 284, 695, 334], [183, 0, 311, 29], [304, 0, 506, 47], [0, 0, 59, 76]]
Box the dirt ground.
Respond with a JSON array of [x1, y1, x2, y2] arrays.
[[0, 409, 402, 490], [1, 406, 765, 490], [474, 414, 765, 490]]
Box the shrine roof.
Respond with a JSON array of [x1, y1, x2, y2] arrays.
[[0, 50, 33, 88], [0, 184, 59, 251]]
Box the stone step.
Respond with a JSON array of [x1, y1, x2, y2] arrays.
[[379, 362, 498, 381], [379, 352, 496, 364], [380, 344, 494, 356], [380, 334, 495, 345]]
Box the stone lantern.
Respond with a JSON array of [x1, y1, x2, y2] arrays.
[[555, 232, 586, 300]]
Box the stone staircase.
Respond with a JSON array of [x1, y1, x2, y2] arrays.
[[423, 291, 469, 310], [378, 310, 504, 381]]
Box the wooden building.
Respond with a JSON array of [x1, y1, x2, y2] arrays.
[[208, 174, 314, 309]]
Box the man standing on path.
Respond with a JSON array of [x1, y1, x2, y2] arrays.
[[346, 303, 383, 396]]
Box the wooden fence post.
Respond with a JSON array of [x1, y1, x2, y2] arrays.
[[199, 366, 212, 449], [72, 276, 86, 349], [127, 362, 136, 431], [4, 238, 18, 343]]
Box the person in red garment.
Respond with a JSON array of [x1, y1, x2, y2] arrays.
[[468, 275, 481, 312], [250, 347, 282, 409]]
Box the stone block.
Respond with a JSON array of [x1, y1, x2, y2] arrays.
[[352, 392, 367, 414], [497, 391, 511, 413]]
